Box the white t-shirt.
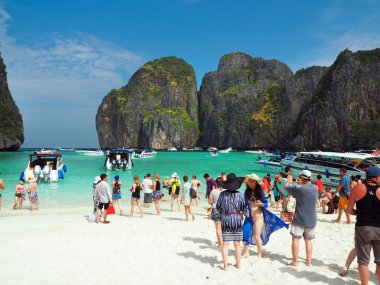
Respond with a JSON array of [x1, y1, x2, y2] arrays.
[[143, 178, 153, 194]]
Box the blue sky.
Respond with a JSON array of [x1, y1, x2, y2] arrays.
[[0, 0, 379, 147]]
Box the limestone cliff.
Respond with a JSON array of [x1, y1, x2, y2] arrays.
[[0, 53, 24, 151], [96, 57, 199, 149]]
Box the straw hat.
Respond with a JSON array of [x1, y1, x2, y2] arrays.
[[245, 173, 263, 186], [27, 176, 36, 183]]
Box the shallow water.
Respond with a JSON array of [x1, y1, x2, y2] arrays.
[[0, 151, 283, 211]]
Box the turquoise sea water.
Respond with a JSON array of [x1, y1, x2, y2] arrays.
[[0, 151, 283, 211]]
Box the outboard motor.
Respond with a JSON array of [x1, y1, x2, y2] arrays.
[[33, 165, 42, 182], [111, 160, 116, 170], [121, 159, 127, 170], [116, 159, 121, 170], [42, 165, 51, 182]]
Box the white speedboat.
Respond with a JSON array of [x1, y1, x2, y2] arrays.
[[219, 147, 232, 154], [281, 152, 380, 188], [245, 150, 265, 154], [105, 149, 133, 170], [207, 147, 218, 152], [22, 150, 67, 183], [167, 147, 177, 151], [132, 149, 157, 159], [194, 147, 203, 151], [57, 147, 75, 152], [76, 149, 104, 156]]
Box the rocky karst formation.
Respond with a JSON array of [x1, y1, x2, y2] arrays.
[[96, 57, 199, 149], [0, 53, 24, 151], [293, 49, 380, 150], [96, 49, 380, 150]]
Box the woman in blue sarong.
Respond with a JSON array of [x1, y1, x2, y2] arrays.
[[243, 174, 288, 258]]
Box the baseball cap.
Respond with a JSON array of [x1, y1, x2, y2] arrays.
[[300, 170, 312, 180], [366, 166, 380, 177]]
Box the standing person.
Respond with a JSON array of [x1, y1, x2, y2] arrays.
[[27, 177, 39, 211], [204, 174, 217, 199], [181, 176, 195, 221], [13, 179, 25, 210], [315, 175, 324, 208], [334, 167, 351, 224], [95, 174, 113, 224], [131, 175, 143, 217], [221, 172, 227, 181], [152, 174, 162, 215], [286, 170, 318, 267], [169, 173, 181, 212], [208, 177, 224, 247], [348, 166, 380, 285], [0, 178, 4, 209], [269, 178, 281, 210], [143, 174, 153, 208], [243, 174, 288, 258], [112, 176, 123, 215], [274, 173, 289, 211], [263, 174, 272, 187], [93, 176, 101, 214], [216, 173, 248, 271], [191, 175, 203, 206]]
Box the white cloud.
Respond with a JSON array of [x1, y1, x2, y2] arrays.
[[0, 6, 147, 147]]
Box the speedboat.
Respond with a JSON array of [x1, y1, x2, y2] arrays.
[[219, 147, 232, 154], [207, 147, 218, 152], [281, 151, 380, 188], [22, 150, 67, 183], [105, 149, 133, 170], [76, 149, 104, 156], [132, 148, 157, 159], [57, 147, 75, 152], [167, 147, 177, 151], [194, 147, 203, 151], [245, 150, 265, 154]]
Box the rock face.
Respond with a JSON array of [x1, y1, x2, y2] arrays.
[[198, 52, 326, 148], [293, 49, 380, 150], [0, 54, 24, 151], [96, 57, 199, 149]]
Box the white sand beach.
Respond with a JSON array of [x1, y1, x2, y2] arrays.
[[0, 205, 378, 285]]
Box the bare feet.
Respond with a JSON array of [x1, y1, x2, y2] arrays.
[[192, 215, 195, 221], [287, 261, 297, 267], [339, 266, 348, 277], [304, 261, 312, 267], [103, 221, 110, 224], [234, 264, 240, 270], [334, 219, 340, 223], [243, 253, 249, 258]]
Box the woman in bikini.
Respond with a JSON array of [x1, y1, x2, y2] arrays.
[[191, 175, 202, 206], [130, 175, 143, 217], [14, 179, 25, 210], [152, 174, 162, 215]]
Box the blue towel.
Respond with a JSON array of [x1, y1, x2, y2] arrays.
[[243, 208, 288, 246]]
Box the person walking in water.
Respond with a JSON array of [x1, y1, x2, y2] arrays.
[[216, 173, 248, 271], [112, 175, 123, 215], [181, 176, 195, 221], [286, 170, 318, 267], [348, 166, 380, 285], [153, 174, 162, 215], [95, 174, 113, 224], [13, 179, 25, 210], [0, 178, 5, 209], [131, 175, 143, 218]]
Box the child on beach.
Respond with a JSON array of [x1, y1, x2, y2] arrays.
[[27, 177, 39, 211], [14, 179, 25, 210]]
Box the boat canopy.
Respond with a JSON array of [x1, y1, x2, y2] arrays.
[[299, 152, 375, 160]]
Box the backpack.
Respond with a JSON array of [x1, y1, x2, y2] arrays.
[[190, 188, 197, 199]]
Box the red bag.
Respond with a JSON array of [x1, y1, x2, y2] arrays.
[[107, 204, 115, 215]]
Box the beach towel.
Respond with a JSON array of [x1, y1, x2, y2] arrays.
[[243, 208, 288, 246]]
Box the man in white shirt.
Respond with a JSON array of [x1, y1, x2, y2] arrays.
[[143, 173, 153, 208], [95, 174, 113, 224]]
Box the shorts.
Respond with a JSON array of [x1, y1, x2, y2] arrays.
[[286, 198, 296, 212], [211, 208, 221, 222], [98, 202, 110, 210], [274, 195, 280, 202], [15, 193, 23, 198], [355, 226, 380, 266], [290, 225, 316, 240], [112, 193, 121, 200], [338, 196, 349, 209], [184, 199, 191, 206], [174, 188, 180, 196], [131, 196, 140, 201], [144, 193, 153, 204]]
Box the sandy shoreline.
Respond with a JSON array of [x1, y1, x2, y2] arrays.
[[0, 203, 378, 285]]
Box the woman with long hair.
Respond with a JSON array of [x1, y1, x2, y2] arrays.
[[153, 174, 162, 215], [112, 175, 123, 215], [243, 174, 288, 258], [208, 176, 224, 247], [130, 175, 143, 217]]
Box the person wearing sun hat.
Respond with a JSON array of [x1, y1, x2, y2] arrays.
[[92, 176, 101, 214], [242, 174, 288, 258], [216, 173, 248, 271], [347, 166, 380, 285], [285, 169, 318, 267], [169, 172, 181, 212]]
